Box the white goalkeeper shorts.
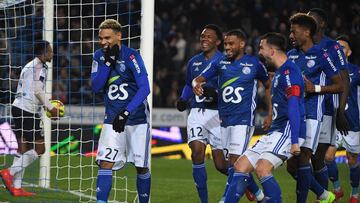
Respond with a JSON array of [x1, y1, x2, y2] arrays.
[[319, 115, 336, 145], [187, 108, 222, 150], [96, 123, 150, 170], [222, 125, 254, 156], [245, 128, 305, 169], [302, 119, 322, 154]]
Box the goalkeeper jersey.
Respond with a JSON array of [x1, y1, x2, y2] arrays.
[[185, 50, 223, 109], [287, 45, 340, 121], [13, 57, 48, 114], [92, 45, 150, 125], [201, 54, 269, 127]]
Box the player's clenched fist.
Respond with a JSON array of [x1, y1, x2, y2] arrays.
[[102, 44, 119, 68], [113, 110, 129, 133]]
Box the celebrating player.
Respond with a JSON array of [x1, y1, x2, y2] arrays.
[[176, 24, 228, 203], [224, 32, 305, 203], [91, 19, 151, 203], [193, 29, 270, 202], [306, 9, 349, 200], [0, 40, 59, 196], [287, 13, 343, 203], [325, 35, 360, 203]]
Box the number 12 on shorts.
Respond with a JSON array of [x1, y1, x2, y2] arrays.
[[189, 127, 203, 138]]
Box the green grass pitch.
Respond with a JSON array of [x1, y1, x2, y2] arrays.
[[0, 156, 354, 202]]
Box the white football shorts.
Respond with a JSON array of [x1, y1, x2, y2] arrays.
[[318, 115, 336, 145], [302, 119, 322, 154], [96, 123, 151, 170], [222, 125, 254, 156], [187, 108, 222, 150], [245, 125, 305, 169]]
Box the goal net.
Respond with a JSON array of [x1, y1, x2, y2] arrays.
[[0, 0, 152, 202]]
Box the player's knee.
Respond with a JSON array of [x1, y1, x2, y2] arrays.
[[298, 148, 312, 165], [346, 152, 359, 167], [99, 161, 114, 169], [255, 165, 271, 179], [311, 155, 325, 170], [191, 147, 205, 164], [286, 157, 298, 178]]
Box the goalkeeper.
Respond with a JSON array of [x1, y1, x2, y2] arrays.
[[0, 40, 60, 197], [91, 19, 151, 203]]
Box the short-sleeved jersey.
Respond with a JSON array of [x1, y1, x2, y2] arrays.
[[202, 54, 269, 127], [269, 60, 306, 139], [318, 36, 347, 116], [287, 45, 339, 121], [345, 63, 360, 131], [13, 57, 48, 114], [185, 51, 223, 109], [92, 45, 149, 125]]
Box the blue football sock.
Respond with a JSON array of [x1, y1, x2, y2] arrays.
[[247, 173, 261, 196], [96, 169, 113, 202], [260, 175, 282, 203], [314, 166, 329, 190], [222, 166, 234, 198], [297, 165, 312, 203], [137, 171, 151, 203], [224, 172, 249, 203], [326, 160, 340, 189], [350, 163, 360, 196], [310, 172, 325, 198], [192, 163, 208, 203]]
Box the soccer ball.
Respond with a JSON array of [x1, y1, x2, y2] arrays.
[[46, 100, 65, 118]]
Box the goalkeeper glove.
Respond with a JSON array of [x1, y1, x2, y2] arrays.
[[102, 44, 119, 68], [113, 110, 129, 133], [203, 86, 218, 108], [176, 98, 188, 112]]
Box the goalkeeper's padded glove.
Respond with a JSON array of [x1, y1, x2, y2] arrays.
[[102, 44, 119, 68], [176, 98, 188, 112], [203, 86, 218, 108], [113, 110, 129, 133]]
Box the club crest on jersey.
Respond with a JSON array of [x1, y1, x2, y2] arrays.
[[119, 63, 126, 72], [307, 60, 315, 68], [242, 66, 251, 75]]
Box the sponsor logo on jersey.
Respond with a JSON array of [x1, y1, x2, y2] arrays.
[[193, 62, 202, 66], [274, 74, 280, 88], [220, 60, 231, 64], [242, 66, 251, 74], [305, 55, 317, 60], [323, 54, 337, 72], [336, 49, 345, 65], [307, 60, 315, 68], [288, 55, 299, 60], [130, 54, 141, 73], [240, 62, 253, 67], [91, 60, 98, 73]]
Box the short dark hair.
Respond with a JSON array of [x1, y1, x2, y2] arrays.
[[336, 35, 351, 48], [260, 32, 287, 52], [309, 8, 328, 25], [204, 24, 223, 41], [289, 13, 317, 37], [34, 40, 50, 56], [225, 29, 247, 41]]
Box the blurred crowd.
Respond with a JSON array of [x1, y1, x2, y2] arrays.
[[153, 0, 360, 113], [1, 0, 359, 113]]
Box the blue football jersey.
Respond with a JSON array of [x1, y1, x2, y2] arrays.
[[287, 45, 339, 121], [318, 36, 347, 116], [92, 45, 149, 125], [202, 54, 269, 127], [185, 51, 223, 109], [345, 63, 360, 131], [269, 60, 306, 139]]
